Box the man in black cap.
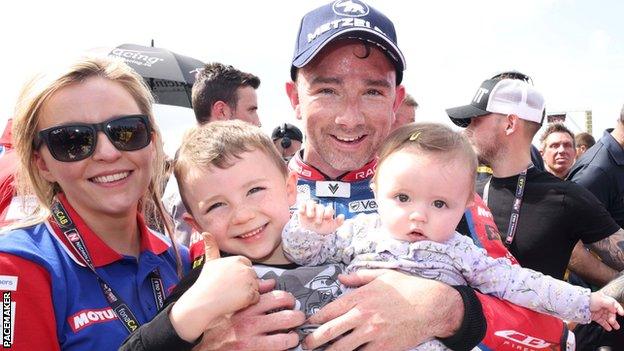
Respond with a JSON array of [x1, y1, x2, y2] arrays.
[[271, 123, 303, 162]]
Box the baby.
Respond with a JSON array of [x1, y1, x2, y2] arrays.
[[282, 122, 623, 350]]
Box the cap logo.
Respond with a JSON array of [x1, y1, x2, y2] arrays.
[[473, 87, 489, 104], [333, 0, 369, 17]]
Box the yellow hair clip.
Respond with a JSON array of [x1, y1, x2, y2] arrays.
[[409, 131, 421, 141]]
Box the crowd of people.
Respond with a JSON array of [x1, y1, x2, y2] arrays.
[[0, 1, 623, 351]]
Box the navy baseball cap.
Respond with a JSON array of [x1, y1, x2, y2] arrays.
[[290, 0, 406, 84]]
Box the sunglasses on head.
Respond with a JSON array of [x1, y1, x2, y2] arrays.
[[34, 114, 153, 162]]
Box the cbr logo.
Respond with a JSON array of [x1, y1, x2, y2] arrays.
[[494, 330, 552, 349]]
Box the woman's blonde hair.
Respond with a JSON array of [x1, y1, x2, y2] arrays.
[[11, 56, 181, 273]]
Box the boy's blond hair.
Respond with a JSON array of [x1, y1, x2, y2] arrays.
[[174, 120, 287, 215], [373, 122, 477, 195]]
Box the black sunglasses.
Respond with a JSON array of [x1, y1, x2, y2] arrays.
[[34, 114, 153, 162]]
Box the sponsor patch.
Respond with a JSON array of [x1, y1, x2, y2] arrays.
[[69, 308, 116, 333], [0, 277, 17, 292], [315, 181, 350, 198], [348, 199, 377, 213], [1, 292, 14, 348]]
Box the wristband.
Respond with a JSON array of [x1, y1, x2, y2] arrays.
[[438, 285, 486, 351], [140, 304, 198, 351]]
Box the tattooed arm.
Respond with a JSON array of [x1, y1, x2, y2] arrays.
[[569, 242, 619, 287], [588, 228, 624, 271], [601, 271, 624, 304]]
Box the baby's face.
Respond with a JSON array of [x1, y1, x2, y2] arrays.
[[183, 149, 296, 264], [374, 149, 473, 243]]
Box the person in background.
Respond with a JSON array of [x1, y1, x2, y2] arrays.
[[568, 109, 624, 349], [0, 118, 22, 227], [271, 123, 303, 162], [0, 56, 198, 350], [575, 132, 596, 160], [569, 105, 624, 228], [163, 62, 262, 245], [191, 62, 261, 126], [448, 76, 624, 351], [391, 93, 418, 131], [540, 122, 577, 179]]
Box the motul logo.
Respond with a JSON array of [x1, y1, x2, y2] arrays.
[[69, 308, 116, 333]]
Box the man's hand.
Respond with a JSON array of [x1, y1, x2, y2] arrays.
[[193, 289, 305, 350], [302, 269, 463, 351]]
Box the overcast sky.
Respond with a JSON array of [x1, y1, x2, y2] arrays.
[[1, 0, 622, 155]]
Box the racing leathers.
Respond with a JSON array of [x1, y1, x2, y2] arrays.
[[288, 151, 573, 351]]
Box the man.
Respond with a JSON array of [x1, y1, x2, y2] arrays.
[[539, 122, 577, 179], [271, 123, 303, 162], [575, 131, 596, 160], [569, 106, 624, 227], [191, 62, 261, 126], [163, 62, 262, 244], [448, 77, 624, 350], [282, 2, 570, 350], [448, 77, 623, 277], [391, 93, 418, 130], [0, 118, 31, 227]]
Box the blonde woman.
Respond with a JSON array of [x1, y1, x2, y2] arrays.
[[0, 57, 259, 350]]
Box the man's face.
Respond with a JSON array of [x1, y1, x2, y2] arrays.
[[540, 131, 576, 179], [287, 40, 404, 178], [232, 86, 260, 126], [391, 101, 416, 131], [464, 113, 507, 165]]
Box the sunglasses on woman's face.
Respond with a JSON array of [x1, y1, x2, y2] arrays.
[[34, 114, 153, 162]]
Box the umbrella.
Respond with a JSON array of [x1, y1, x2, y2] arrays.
[[108, 43, 204, 108]]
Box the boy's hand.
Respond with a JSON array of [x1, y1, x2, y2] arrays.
[[171, 232, 263, 342], [589, 291, 624, 331], [199, 232, 262, 316], [298, 200, 345, 235]]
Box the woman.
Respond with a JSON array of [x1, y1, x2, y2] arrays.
[[0, 57, 258, 351]]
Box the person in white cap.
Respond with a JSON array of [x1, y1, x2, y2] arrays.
[[448, 77, 624, 350]]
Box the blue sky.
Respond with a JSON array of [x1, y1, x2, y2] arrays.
[[1, 0, 622, 155]]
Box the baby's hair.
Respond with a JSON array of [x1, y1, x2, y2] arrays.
[[373, 122, 477, 189], [174, 120, 287, 214]]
